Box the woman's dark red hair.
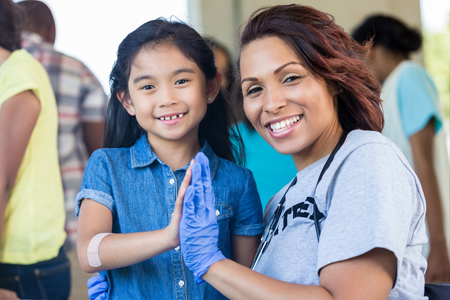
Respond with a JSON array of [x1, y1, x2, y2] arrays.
[[239, 4, 384, 132]]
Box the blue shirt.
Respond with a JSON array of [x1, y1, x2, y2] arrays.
[[396, 62, 442, 137], [238, 123, 298, 209], [75, 135, 264, 299]]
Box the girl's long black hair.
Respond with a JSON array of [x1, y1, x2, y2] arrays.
[[104, 19, 244, 165]]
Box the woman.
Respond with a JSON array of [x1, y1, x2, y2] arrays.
[[352, 15, 450, 283], [0, 0, 70, 299], [179, 5, 428, 299]]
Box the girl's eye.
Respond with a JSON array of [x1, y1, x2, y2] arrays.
[[175, 79, 189, 85], [141, 85, 154, 90], [283, 75, 302, 83], [247, 86, 263, 96]]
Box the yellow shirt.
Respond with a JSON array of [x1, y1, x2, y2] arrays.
[[0, 49, 66, 264]]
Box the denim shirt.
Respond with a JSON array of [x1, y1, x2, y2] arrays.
[[75, 135, 264, 299]]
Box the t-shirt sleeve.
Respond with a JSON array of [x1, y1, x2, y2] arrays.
[[75, 150, 116, 217], [79, 64, 108, 122], [317, 143, 420, 280], [397, 65, 442, 137], [231, 168, 265, 236], [0, 60, 40, 105]]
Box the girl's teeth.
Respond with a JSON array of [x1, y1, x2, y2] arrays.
[[160, 113, 184, 121]]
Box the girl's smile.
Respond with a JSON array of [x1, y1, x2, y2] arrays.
[[120, 42, 213, 151]]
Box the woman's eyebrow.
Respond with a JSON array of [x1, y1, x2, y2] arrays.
[[273, 61, 302, 75], [241, 77, 258, 84], [241, 61, 303, 84]]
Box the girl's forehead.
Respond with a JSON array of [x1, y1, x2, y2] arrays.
[[131, 43, 196, 72]]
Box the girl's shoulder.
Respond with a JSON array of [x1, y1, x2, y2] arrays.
[[215, 156, 254, 179], [87, 147, 132, 169]]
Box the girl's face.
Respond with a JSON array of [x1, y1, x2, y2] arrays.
[[121, 43, 218, 148], [240, 36, 342, 170]]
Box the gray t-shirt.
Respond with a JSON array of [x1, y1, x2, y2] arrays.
[[255, 130, 427, 299]]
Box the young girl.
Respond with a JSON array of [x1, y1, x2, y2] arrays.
[[76, 19, 264, 299]]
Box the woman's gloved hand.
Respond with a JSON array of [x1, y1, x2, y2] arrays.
[[87, 274, 109, 300], [180, 152, 226, 283]]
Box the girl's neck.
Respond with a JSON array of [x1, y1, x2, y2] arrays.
[[147, 134, 202, 171]]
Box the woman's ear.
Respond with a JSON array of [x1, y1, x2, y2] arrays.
[[206, 72, 222, 104], [117, 91, 136, 115]]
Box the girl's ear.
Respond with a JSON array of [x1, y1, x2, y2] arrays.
[[206, 72, 222, 104], [117, 91, 136, 115]]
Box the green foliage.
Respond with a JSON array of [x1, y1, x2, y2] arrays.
[[423, 23, 450, 118]]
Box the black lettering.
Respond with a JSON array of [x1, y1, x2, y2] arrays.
[[293, 202, 309, 219], [282, 207, 292, 230]]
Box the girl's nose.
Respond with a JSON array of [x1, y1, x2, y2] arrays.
[[158, 88, 179, 107]]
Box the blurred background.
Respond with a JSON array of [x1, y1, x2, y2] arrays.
[[14, 0, 448, 298]]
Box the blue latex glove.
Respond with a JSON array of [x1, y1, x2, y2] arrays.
[[87, 274, 109, 300], [180, 152, 226, 284]]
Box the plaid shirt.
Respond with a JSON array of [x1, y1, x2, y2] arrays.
[[22, 32, 108, 249]]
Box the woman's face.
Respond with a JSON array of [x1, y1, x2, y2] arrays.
[[240, 36, 342, 170]]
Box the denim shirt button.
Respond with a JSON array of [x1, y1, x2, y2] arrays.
[[178, 280, 185, 287], [174, 246, 180, 251], [215, 209, 220, 216], [169, 178, 175, 185]]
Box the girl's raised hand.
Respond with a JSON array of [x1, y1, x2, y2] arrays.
[[163, 159, 194, 249]]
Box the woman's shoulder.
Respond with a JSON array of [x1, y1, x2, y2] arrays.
[[335, 130, 421, 189]]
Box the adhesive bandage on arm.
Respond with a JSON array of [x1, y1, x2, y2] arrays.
[[87, 233, 112, 267]]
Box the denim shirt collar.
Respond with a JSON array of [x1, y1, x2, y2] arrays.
[[130, 134, 219, 179]]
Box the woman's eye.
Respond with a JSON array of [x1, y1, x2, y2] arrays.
[[141, 85, 154, 90], [175, 79, 189, 85], [284, 75, 302, 83], [247, 86, 263, 95]]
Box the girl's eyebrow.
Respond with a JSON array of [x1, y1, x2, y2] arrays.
[[133, 68, 196, 84], [241, 61, 303, 84], [173, 68, 196, 75]]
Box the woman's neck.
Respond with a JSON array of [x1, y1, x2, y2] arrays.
[[0, 47, 12, 67], [292, 121, 343, 172], [147, 134, 202, 171]]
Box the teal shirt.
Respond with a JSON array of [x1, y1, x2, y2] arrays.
[[396, 62, 442, 137], [237, 122, 298, 209]]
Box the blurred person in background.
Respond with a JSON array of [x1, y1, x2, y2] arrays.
[[353, 15, 450, 283], [0, 0, 70, 298], [207, 36, 298, 209], [18, 0, 108, 251]]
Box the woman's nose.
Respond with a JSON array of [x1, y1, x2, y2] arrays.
[[263, 87, 287, 114]]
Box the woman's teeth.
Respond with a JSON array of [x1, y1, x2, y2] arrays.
[[269, 115, 301, 133], [160, 113, 184, 121]]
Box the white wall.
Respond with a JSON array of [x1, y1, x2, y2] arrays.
[[189, 0, 422, 62]]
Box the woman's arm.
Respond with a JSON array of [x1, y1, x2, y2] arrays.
[[231, 234, 260, 268], [410, 119, 450, 282], [203, 247, 396, 300], [77, 167, 192, 273], [0, 91, 40, 239]]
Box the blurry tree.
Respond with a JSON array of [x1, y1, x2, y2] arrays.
[[423, 22, 450, 118]]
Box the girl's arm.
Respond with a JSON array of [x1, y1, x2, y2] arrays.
[[77, 166, 192, 273], [203, 248, 396, 300], [0, 91, 40, 240], [231, 234, 260, 268], [410, 119, 450, 282]]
